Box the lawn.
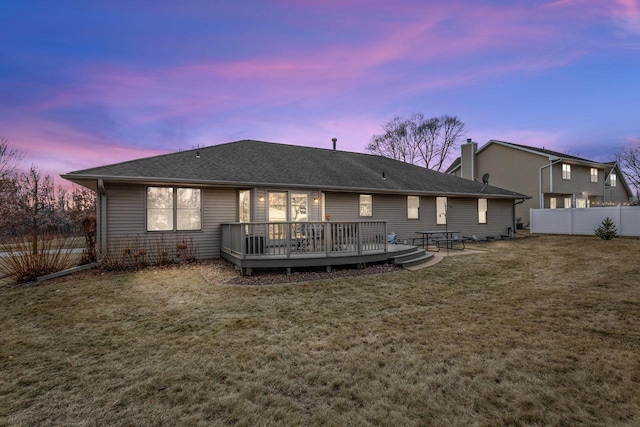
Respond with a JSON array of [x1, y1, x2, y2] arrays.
[[1, 235, 639, 426]]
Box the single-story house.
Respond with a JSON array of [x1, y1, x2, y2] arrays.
[[63, 139, 528, 274]]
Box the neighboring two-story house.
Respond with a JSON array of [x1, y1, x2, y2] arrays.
[[446, 140, 633, 227]]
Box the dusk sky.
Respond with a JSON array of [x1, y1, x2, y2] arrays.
[[2, 0, 639, 184]]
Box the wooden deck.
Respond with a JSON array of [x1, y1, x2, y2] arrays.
[[221, 221, 411, 275]]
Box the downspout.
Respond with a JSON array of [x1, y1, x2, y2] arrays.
[[538, 158, 563, 209], [513, 198, 526, 235], [97, 179, 107, 257]]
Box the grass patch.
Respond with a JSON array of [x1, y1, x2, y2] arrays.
[[1, 235, 640, 425]]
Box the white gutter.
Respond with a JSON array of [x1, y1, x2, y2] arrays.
[[538, 158, 563, 209]]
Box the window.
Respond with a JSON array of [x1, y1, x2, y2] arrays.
[[147, 187, 201, 231], [360, 194, 372, 217], [239, 190, 251, 222], [268, 192, 287, 222], [478, 198, 487, 224], [176, 188, 201, 230], [562, 164, 571, 180], [576, 198, 586, 208], [550, 197, 557, 209], [564, 197, 572, 208], [436, 197, 447, 225], [590, 168, 598, 183], [609, 173, 617, 187], [407, 196, 419, 219], [290, 193, 308, 222]]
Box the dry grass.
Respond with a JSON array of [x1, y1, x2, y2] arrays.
[[1, 235, 640, 426]]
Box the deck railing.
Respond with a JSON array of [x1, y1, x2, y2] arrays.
[[221, 221, 388, 259]]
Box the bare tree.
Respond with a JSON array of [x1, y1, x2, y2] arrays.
[[15, 166, 58, 254], [616, 138, 640, 202], [367, 114, 465, 171], [0, 136, 23, 180]]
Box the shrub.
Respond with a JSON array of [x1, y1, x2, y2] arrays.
[[0, 233, 79, 283], [594, 217, 618, 240], [100, 234, 199, 271]]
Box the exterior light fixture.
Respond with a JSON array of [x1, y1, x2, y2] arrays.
[[313, 197, 319, 203], [258, 195, 265, 202]]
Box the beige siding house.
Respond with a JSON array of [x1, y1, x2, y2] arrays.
[[446, 140, 633, 228], [64, 140, 527, 273]]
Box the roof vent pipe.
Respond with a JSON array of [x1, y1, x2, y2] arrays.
[[332, 137, 337, 151], [467, 138, 472, 143]]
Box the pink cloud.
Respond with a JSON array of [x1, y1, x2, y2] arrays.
[[2, 116, 165, 184]]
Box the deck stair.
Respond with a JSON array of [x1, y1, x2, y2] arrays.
[[389, 246, 434, 268]]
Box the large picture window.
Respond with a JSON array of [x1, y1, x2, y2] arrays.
[[147, 187, 201, 231], [407, 196, 419, 219], [436, 197, 447, 225]]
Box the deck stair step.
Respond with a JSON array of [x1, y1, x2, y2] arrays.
[[390, 247, 434, 268]]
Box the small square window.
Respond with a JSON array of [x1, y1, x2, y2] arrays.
[[359, 194, 372, 217]]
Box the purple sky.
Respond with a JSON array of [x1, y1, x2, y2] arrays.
[[2, 0, 639, 184]]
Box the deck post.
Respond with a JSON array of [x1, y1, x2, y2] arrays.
[[357, 222, 363, 255]]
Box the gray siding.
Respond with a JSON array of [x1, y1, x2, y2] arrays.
[[105, 183, 236, 259], [325, 192, 514, 242]]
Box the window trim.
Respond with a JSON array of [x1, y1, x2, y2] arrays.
[[146, 186, 202, 232]]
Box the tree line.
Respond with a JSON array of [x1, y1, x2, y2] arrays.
[[0, 136, 96, 260]]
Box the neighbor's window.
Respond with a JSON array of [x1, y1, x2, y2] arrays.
[[550, 197, 557, 209], [407, 196, 419, 219], [562, 163, 571, 180], [609, 173, 617, 187], [564, 197, 572, 208], [590, 168, 598, 183], [436, 197, 447, 225], [239, 190, 251, 222], [360, 194, 372, 217], [478, 198, 487, 224], [576, 198, 587, 209], [147, 187, 201, 231]]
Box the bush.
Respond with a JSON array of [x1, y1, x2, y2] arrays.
[[0, 233, 80, 283], [594, 217, 618, 240], [100, 234, 199, 271]]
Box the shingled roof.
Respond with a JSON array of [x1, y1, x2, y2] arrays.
[[63, 140, 527, 199]]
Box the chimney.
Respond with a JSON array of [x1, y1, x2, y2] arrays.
[[332, 137, 337, 151], [460, 138, 477, 181]]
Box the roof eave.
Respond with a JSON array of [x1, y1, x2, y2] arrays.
[[62, 173, 527, 199]]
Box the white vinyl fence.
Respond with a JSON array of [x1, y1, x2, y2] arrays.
[[530, 206, 640, 236]]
